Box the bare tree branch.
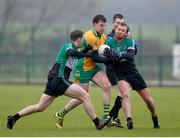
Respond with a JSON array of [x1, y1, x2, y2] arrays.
[[0, 0, 17, 49]]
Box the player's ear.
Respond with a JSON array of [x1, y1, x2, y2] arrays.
[[126, 32, 131, 38]]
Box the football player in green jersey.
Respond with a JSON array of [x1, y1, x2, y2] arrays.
[[7, 29, 110, 130], [107, 13, 138, 128], [105, 23, 160, 129], [106, 13, 125, 128]]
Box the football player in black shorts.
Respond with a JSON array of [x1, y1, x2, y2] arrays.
[[105, 23, 160, 129], [7, 29, 110, 130]]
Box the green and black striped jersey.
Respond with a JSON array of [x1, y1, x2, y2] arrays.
[[56, 42, 77, 78], [107, 37, 138, 74]]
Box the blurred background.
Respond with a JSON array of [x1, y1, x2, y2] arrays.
[[0, 0, 180, 86]]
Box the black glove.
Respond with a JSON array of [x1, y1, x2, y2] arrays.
[[109, 56, 118, 63], [85, 51, 93, 58], [91, 50, 98, 56], [111, 50, 120, 58], [103, 57, 116, 66], [103, 48, 113, 58], [81, 44, 93, 53], [76, 52, 91, 59]]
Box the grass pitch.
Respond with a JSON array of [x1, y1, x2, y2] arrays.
[[0, 84, 180, 137]]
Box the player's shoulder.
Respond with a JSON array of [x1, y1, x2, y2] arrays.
[[106, 37, 115, 43], [62, 42, 70, 46], [102, 33, 106, 39], [84, 29, 106, 38], [107, 30, 114, 38], [123, 37, 134, 45], [84, 29, 93, 37], [62, 42, 73, 50], [124, 36, 132, 41], [124, 37, 133, 42], [84, 30, 94, 41], [124, 37, 135, 48], [106, 37, 115, 48]]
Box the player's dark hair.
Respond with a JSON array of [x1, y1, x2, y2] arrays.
[[93, 14, 107, 23], [120, 22, 130, 33], [113, 14, 124, 22], [70, 29, 84, 41]]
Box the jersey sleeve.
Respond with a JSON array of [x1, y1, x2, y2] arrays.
[[82, 36, 88, 47], [106, 33, 113, 41], [126, 38, 135, 50], [66, 45, 73, 52], [106, 39, 113, 49]]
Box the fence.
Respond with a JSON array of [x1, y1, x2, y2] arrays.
[[0, 53, 180, 86]]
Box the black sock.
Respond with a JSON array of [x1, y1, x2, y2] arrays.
[[14, 113, 20, 121], [152, 115, 158, 124], [127, 117, 132, 122], [109, 96, 122, 119], [93, 117, 100, 126]]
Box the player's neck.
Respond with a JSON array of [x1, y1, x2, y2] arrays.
[[116, 37, 124, 43]]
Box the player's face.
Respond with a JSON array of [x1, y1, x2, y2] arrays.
[[115, 25, 128, 40], [113, 18, 125, 30], [75, 37, 83, 48], [93, 20, 106, 34]]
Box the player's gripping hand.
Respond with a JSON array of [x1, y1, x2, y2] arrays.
[[82, 44, 93, 53], [91, 50, 98, 56], [112, 50, 121, 58], [86, 51, 93, 58], [103, 48, 113, 58]]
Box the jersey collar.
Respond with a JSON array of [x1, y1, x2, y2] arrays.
[[92, 28, 102, 38], [115, 37, 126, 43], [111, 29, 115, 35], [71, 42, 77, 48]]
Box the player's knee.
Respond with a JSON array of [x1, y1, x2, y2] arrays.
[[81, 92, 91, 102], [146, 97, 154, 106], [121, 92, 130, 99], [36, 105, 46, 112], [102, 81, 111, 92]]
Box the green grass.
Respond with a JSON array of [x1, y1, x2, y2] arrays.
[[0, 84, 180, 137]]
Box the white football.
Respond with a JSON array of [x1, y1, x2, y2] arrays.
[[98, 44, 110, 57]]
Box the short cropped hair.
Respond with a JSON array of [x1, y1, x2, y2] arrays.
[[113, 14, 124, 22], [93, 14, 107, 23], [70, 29, 84, 41], [120, 22, 130, 33]]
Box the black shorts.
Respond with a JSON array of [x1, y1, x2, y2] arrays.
[[106, 64, 117, 86], [44, 75, 73, 97], [117, 72, 147, 90], [48, 63, 72, 80]]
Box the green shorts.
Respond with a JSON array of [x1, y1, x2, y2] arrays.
[[74, 65, 101, 83]]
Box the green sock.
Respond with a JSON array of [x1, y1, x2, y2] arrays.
[[103, 104, 110, 118], [57, 108, 68, 118]]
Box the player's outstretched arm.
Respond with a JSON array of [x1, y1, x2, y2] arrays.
[[67, 49, 90, 58], [113, 49, 135, 60], [81, 44, 93, 53], [91, 50, 111, 64]]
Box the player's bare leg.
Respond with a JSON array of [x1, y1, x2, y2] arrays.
[[54, 83, 89, 128], [117, 80, 133, 129], [137, 88, 160, 128], [60, 83, 89, 111], [7, 94, 55, 129], [108, 87, 123, 128], [63, 83, 111, 130], [55, 72, 111, 128], [92, 71, 111, 119]]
